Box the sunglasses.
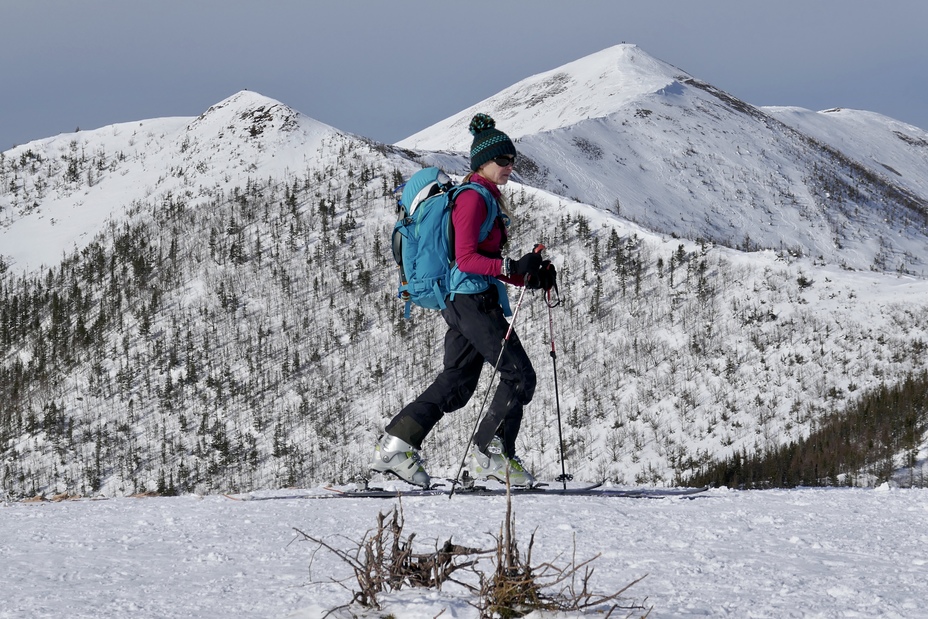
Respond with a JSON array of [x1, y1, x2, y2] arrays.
[[493, 155, 516, 167]]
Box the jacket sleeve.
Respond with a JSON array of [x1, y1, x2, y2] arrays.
[[452, 189, 525, 286]]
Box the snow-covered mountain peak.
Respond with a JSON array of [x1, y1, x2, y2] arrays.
[[177, 90, 345, 166], [190, 91, 299, 137], [399, 44, 928, 274], [204, 89, 284, 112], [0, 90, 355, 272], [398, 44, 687, 150]]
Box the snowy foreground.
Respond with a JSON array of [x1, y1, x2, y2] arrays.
[[2, 485, 927, 618]]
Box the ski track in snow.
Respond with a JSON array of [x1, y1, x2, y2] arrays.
[[2, 486, 926, 618]]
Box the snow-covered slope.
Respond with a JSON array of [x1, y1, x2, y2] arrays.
[[400, 45, 685, 146], [765, 105, 928, 203], [400, 44, 928, 274], [0, 91, 352, 272]]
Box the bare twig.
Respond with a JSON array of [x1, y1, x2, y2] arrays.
[[294, 501, 491, 611]]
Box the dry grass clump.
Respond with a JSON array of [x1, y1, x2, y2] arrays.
[[296, 488, 649, 618]]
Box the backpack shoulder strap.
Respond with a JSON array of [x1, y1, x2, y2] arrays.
[[448, 182, 500, 243]]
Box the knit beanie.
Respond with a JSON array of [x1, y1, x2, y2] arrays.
[[469, 113, 517, 171]]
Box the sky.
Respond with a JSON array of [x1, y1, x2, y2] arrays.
[[2, 0, 927, 151]]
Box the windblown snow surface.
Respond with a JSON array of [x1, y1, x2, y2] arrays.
[[2, 485, 926, 618]]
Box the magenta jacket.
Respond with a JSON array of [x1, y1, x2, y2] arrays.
[[451, 174, 526, 288]]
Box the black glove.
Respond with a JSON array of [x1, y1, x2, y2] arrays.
[[537, 260, 557, 291], [509, 251, 543, 276]]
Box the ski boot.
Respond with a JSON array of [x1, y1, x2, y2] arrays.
[[467, 436, 535, 487], [371, 434, 431, 488]]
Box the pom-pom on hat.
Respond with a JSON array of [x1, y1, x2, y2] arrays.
[[469, 113, 517, 171]]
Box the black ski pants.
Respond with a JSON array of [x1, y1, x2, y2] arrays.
[[385, 286, 536, 457]]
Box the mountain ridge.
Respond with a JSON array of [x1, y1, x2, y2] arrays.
[[398, 45, 928, 274], [398, 44, 688, 147], [0, 90, 372, 272]]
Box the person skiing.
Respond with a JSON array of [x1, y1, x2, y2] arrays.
[[372, 113, 547, 488]]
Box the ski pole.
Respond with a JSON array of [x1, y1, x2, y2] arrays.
[[449, 245, 543, 498], [545, 283, 572, 489]]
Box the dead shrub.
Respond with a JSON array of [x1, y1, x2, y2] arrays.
[[297, 489, 650, 618], [475, 485, 650, 618], [294, 501, 489, 613]]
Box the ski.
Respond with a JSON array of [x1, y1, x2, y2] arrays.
[[450, 481, 604, 496], [318, 482, 709, 499], [223, 483, 710, 501], [324, 486, 448, 498], [589, 486, 710, 499]]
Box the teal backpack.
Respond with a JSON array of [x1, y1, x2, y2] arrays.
[[391, 167, 499, 318]]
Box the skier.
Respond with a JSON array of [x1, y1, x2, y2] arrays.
[[372, 113, 548, 488]]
